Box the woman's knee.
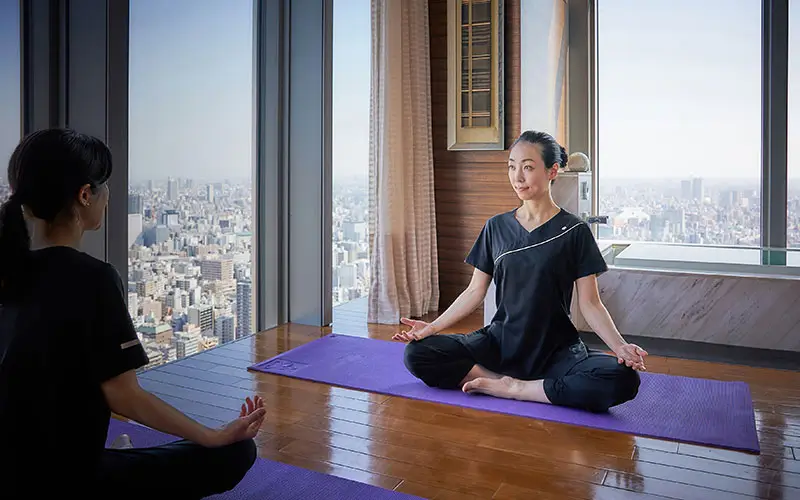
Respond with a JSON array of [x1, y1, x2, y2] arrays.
[[557, 364, 641, 413], [213, 438, 257, 492], [595, 365, 641, 411], [403, 338, 460, 388], [613, 364, 641, 402], [403, 339, 435, 385]]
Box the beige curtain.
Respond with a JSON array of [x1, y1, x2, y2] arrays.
[[367, 0, 439, 324]]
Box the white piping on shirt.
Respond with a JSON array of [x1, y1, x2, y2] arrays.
[[494, 223, 581, 264], [120, 339, 141, 350]]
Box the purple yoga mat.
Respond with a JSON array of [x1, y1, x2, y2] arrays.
[[106, 419, 422, 500], [248, 334, 760, 453]]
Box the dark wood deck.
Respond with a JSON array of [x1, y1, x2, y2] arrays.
[[136, 298, 800, 499]]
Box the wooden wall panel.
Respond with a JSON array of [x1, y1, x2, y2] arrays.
[[429, 0, 521, 309]]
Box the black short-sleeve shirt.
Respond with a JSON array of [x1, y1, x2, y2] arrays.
[[0, 246, 149, 487], [466, 208, 607, 378]]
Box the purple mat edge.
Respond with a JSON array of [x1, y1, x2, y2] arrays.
[[247, 333, 761, 454], [106, 419, 423, 500]]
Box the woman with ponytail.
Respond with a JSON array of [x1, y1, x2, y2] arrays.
[[0, 129, 264, 498], [395, 130, 648, 414]]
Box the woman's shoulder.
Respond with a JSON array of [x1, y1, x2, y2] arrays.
[[32, 247, 121, 283], [486, 209, 516, 227]]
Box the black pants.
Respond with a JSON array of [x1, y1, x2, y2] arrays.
[[95, 438, 257, 499], [403, 331, 640, 413]]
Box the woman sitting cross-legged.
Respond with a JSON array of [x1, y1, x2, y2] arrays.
[[394, 130, 647, 413], [0, 129, 265, 498]]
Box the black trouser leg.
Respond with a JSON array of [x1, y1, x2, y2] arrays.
[[403, 334, 480, 389], [543, 351, 641, 413], [96, 438, 257, 499]]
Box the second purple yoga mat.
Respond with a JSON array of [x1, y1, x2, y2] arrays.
[[249, 333, 760, 453], [106, 419, 422, 500]]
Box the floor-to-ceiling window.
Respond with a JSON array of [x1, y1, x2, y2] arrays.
[[788, 1, 800, 248], [0, 0, 21, 202], [128, 0, 255, 369], [331, 0, 371, 310], [596, 0, 762, 248]]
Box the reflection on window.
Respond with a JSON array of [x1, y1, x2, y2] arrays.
[[0, 0, 21, 203], [597, 0, 761, 247], [128, 0, 254, 370], [332, 0, 371, 310]]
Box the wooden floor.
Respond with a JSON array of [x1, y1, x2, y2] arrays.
[[138, 298, 800, 499]]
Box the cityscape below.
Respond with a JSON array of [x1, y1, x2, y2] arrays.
[[2, 174, 800, 372], [125, 174, 370, 371]]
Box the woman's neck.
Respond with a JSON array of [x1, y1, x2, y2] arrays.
[[517, 196, 560, 225], [30, 219, 83, 250]]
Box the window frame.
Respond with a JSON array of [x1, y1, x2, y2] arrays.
[[20, 0, 335, 333], [569, 0, 790, 264]]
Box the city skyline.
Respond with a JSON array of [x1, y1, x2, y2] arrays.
[[6, 0, 800, 179], [124, 169, 370, 369]]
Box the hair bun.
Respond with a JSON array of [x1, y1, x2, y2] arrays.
[[559, 146, 568, 168]]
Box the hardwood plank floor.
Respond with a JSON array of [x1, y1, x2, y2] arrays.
[[135, 298, 800, 499]]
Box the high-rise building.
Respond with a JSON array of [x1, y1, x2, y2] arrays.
[[692, 178, 704, 201], [236, 281, 253, 339], [173, 330, 201, 359], [339, 263, 357, 288], [206, 184, 214, 203], [175, 278, 196, 292], [137, 323, 173, 345], [141, 346, 163, 371], [167, 177, 179, 201], [161, 209, 180, 228], [166, 289, 186, 314], [171, 314, 187, 333], [143, 225, 170, 246], [128, 194, 143, 214], [680, 180, 692, 200], [136, 280, 157, 297], [128, 214, 143, 247], [343, 221, 367, 242], [200, 259, 234, 281], [188, 304, 214, 336], [127, 293, 139, 319], [663, 208, 686, 234], [215, 315, 235, 344], [141, 299, 163, 320]]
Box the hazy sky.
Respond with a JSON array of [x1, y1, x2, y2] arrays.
[[598, 0, 762, 180], [3, 0, 800, 181], [0, 0, 20, 168]]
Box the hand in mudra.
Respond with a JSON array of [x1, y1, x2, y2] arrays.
[[209, 396, 266, 447], [392, 317, 437, 343], [614, 343, 648, 371]]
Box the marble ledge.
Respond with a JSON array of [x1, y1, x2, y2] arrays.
[[570, 267, 800, 353]]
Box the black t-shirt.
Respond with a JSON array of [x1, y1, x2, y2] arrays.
[[466, 208, 608, 378], [0, 246, 149, 488]]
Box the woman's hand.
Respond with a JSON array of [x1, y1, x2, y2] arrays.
[[614, 343, 648, 371], [204, 396, 266, 447], [392, 317, 437, 343]]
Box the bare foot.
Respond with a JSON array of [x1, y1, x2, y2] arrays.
[[458, 364, 505, 386], [462, 376, 525, 399], [110, 434, 133, 449]]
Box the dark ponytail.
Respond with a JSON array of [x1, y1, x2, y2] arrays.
[[1, 129, 112, 302], [511, 130, 568, 170], [0, 195, 31, 301]]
